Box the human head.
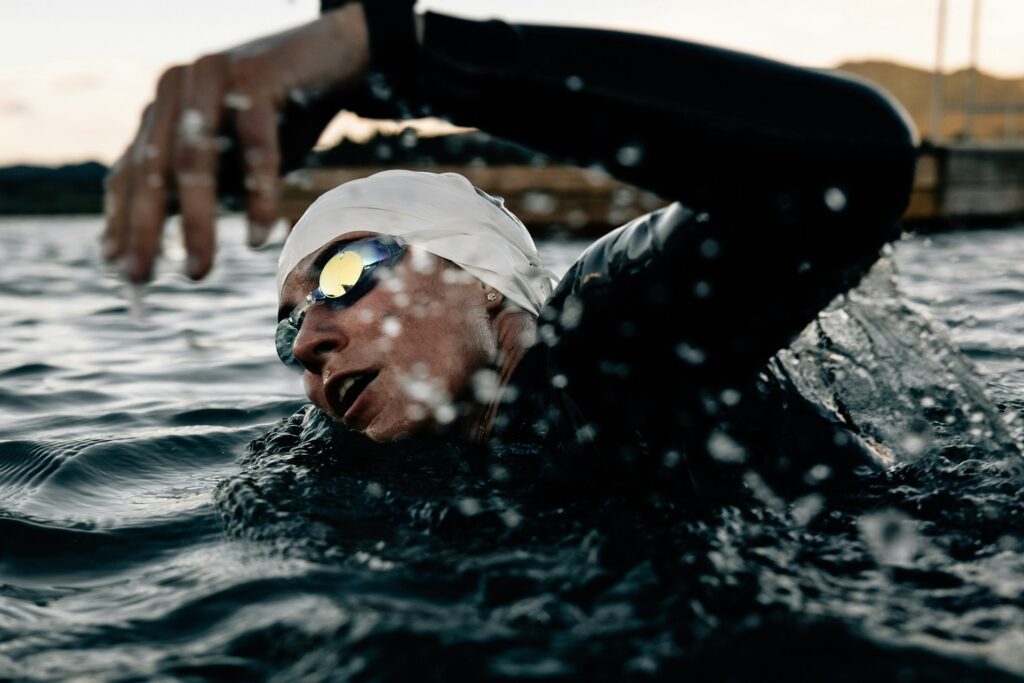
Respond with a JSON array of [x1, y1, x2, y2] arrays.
[[276, 171, 559, 442]]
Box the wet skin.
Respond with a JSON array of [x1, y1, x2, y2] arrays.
[[279, 231, 531, 443]]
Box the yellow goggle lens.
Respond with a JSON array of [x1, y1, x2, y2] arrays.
[[318, 250, 365, 298]]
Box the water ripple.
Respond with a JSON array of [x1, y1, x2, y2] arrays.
[[3, 217, 1024, 680]]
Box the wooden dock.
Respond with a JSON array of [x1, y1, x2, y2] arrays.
[[282, 144, 1024, 235], [905, 143, 1024, 230]]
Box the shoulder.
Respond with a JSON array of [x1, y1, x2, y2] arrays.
[[545, 202, 693, 312]]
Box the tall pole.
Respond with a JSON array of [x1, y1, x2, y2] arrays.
[[929, 0, 947, 143], [964, 0, 983, 140]]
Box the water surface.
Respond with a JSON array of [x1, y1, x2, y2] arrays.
[[2, 216, 1024, 681]]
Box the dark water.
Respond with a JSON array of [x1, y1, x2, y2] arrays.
[[2, 216, 1024, 681]]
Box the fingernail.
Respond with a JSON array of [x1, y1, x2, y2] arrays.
[[124, 253, 149, 283], [122, 253, 139, 280], [186, 254, 204, 280], [248, 222, 272, 248], [101, 237, 118, 261]]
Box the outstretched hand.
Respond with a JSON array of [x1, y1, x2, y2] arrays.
[[103, 4, 370, 282]]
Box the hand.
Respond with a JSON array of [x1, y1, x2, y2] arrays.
[[103, 4, 370, 282]]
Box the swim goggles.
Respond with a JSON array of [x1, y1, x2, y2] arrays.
[[275, 235, 407, 370]]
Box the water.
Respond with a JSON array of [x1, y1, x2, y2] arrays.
[[2, 216, 1024, 681]]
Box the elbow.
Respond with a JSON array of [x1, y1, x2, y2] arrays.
[[830, 72, 919, 225]]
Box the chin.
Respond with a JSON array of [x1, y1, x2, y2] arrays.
[[360, 412, 423, 443]]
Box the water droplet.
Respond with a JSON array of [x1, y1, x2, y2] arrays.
[[707, 430, 746, 463], [824, 186, 847, 212], [523, 190, 556, 215], [699, 239, 719, 259], [472, 368, 501, 403], [676, 342, 706, 365], [857, 510, 921, 567], [457, 497, 482, 516], [663, 450, 681, 468], [441, 268, 473, 285], [288, 88, 311, 107], [550, 373, 569, 389], [500, 507, 522, 528], [409, 249, 434, 274], [539, 324, 558, 347], [382, 316, 401, 338], [901, 431, 930, 456], [805, 463, 832, 484], [178, 108, 205, 141], [400, 128, 418, 149], [223, 92, 252, 111], [612, 186, 637, 207], [719, 388, 741, 406], [616, 144, 643, 167], [791, 493, 824, 526], [435, 403, 456, 424], [565, 75, 584, 91], [575, 423, 597, 443], [558, 295, 583, 330]]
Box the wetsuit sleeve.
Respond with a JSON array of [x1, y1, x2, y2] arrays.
[[350, 9, 916, 226]]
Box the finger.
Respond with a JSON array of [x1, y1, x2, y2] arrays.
[[125, 66, 182, 283], [102, 146, 133, 261], [234, 100, 281, 247], [174, 55, 226, 280]]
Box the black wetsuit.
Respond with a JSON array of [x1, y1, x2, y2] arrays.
[[313, 2, 918, 496]]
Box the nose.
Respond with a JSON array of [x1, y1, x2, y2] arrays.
[[291, 305, 350, 374]]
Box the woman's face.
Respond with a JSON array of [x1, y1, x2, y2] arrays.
[[278, 232, 499, 442]]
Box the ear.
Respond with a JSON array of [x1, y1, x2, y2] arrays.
[[482, 286, 504, 313]]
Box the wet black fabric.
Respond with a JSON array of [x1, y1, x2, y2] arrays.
[[319, 6, 918, 494]]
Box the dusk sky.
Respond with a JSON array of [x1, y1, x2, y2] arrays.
[[2, 0, 1022, 165]]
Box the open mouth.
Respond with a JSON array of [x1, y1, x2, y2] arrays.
[[336, 370, 379, 417]]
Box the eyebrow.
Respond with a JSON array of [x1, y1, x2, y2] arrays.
[[276, 237, 360, 322]]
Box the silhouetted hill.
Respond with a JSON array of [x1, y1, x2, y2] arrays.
[[0, 161, 106, 214], [838, 61, 1024, 141]]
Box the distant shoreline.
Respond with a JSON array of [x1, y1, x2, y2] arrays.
[[0, 161, 107, 215]]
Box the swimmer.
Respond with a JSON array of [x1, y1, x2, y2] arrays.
[[104, 2, 917, 491]]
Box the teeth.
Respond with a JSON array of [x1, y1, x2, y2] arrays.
[[337, 376, 357, 405]]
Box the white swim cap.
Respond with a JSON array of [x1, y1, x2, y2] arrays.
[[277, 170, 559, 316]]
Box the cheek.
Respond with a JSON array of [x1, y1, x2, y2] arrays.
[[303, 372, 328, 410], [429, 309, 495, 394]]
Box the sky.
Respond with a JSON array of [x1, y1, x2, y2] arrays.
[[1, 0, 1022, 166]]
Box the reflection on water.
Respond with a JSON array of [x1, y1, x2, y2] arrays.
[[1, 216, 1024, 680]]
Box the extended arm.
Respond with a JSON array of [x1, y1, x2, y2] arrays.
[[371, 10, 916, 229]]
